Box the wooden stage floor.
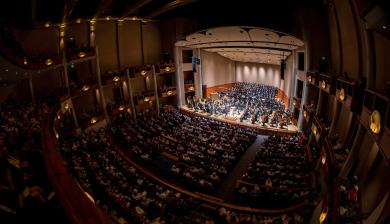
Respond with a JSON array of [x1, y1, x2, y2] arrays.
[[180, 106, 298, 135]]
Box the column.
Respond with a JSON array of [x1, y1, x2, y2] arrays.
[[174, 46, 185, 106], [126, 69, 137, 121], [329, 100, 342, 135], [316, 90, 324, 116], [62, 51, 71, 95], [194, 48, 203, 99], [152, 65, 160, 115], [95, 47, 109, 123], [29, 74, 35, 104]]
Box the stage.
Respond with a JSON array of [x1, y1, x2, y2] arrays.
[[180, 106, 298, 136]]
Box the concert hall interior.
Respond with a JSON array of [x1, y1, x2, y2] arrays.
[[0, 0, 389, 224]]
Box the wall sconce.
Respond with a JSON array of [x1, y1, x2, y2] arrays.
[[90, 117, 97, 124], [321, 80, 326, 89], [143, 97, 150, 102], [307, 76, 312, 83], [44, 22, 51, 27], [303, 110, 307, 118], [140, 70, 146, 76], [312, 124, 318, 135], [76, 18, 82, 23], [45, 58, 53, 66], [369, 110, 381, 134], [339, 88, 345, 101], [118, 105, 125, 111], [82, 85, 90, 92], [167, 91, 173, 96], [321, 153, 327, 165], [164, 66, 171, 72], [23, 57, 28, 65], [78, 52, 86, 58], [64, 103, 70, 110], [113, 76, 120, 82], [293, 100, 296, 106], [319, 208, 328, 224], [188, 86, 195, 91]]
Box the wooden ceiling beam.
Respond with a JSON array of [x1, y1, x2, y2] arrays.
[[144, 0, 198, 19], [121, 0, 152, 18]]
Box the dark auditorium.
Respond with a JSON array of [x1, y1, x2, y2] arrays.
[[1, 0, 389, 223]]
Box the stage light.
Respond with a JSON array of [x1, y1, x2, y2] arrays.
[[45, 58, 53, 66], [140, 70, 147, 76], [82, 85, 90, 92]]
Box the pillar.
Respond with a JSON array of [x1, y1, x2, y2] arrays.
[[95, 47, 109, 123], [174, 46, 185, 106], [152, 65, 160, 115], [29, 74, 35, 104], [126, 69, 137, 121]]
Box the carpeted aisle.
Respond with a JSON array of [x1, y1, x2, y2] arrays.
[[214, 135, 268, 202]]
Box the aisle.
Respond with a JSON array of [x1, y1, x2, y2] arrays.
[[214, 135, 268, 201]]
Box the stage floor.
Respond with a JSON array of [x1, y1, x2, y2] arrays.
[[180, 106, 297, 134]]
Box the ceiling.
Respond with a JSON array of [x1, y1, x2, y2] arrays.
[[176, 26, 304, 65], [1, 0, 324, 31]]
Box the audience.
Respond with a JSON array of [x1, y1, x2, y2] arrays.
[[111, 109, 257, 194], [236, 135, 312, 208]]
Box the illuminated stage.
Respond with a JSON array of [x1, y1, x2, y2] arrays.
[[180, 106, 297, 135]]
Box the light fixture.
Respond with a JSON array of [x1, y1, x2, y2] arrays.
[[90, 19, 96, 25], [140, 70, 146, 76], [312, 124, 318, 135], [45, 58, 53, 66], [82, 85, 90, 92], [64, 103, 70, 110], [308, 76, 312, 83], [84, 191, 95, 204], [57, 114, 61, 120], [90, 117, 97, 124], [188, 86, 195, 91], [44, 22, 51, 28], [60, 23, 66, 29], [383, 25, 387, 30], [303, 110, 307, 118], [321, 80, 326, 89], [113, 76, 120, 82], [143, 97, 150, 102], [369, 110, 381, 134], [319, 208, 328, 224], [293, 101, 296, 106], [106, 16, 111, 21], [164, 66, 171, 72], [167, 91, 173, 96], [339, 88, 345, 101], [23, 57, 28, 65], [118, 105, 125, 111], [76, 18, 82, 23], [78, 52, 86, 58], [321, 153, 327, 165]]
